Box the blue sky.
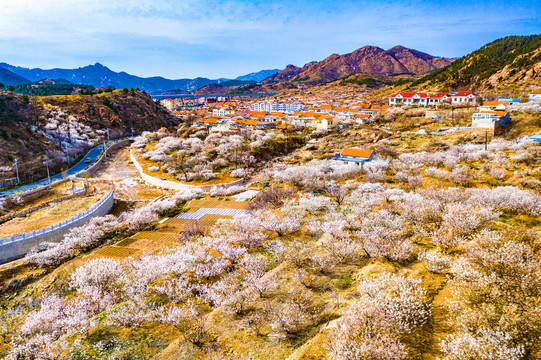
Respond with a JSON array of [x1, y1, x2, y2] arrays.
[[0, 0, 539, 79]]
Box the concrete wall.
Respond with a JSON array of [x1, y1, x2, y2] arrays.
[[0, 190, 114, 263], [130, 149, 244, 192]]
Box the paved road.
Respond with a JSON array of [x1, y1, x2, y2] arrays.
[[0, 139, 126, 197]]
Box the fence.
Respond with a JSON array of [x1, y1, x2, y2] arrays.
[[0, 190, 114, 263], [130, 150, 244, 192]]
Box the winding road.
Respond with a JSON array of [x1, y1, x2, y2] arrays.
[[0, 138, 129, 197]]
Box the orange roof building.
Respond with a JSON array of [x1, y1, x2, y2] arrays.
[[333, 148, 375, 164]]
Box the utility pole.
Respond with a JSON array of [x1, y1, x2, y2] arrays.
[[43, 157, 51, 185], [13, 158, 19, 184], [485, 130, 488, 151], [67, 117, 71, 144], [103, 128, 109, 151]]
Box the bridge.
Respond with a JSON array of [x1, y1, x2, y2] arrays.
[[151, 93, 278, 102]]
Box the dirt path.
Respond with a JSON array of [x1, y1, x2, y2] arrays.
[[93, 147, 168, 202]]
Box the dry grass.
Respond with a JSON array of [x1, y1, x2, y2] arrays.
[[186, 197, 250, 212], [119, 231, 179, 252], [90, 246, 142, 259], [0, 194, 103, 237]]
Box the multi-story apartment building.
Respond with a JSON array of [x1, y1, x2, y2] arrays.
[[250, 102, 305, 113]]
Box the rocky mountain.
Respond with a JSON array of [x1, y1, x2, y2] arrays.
[[412, 35, 541, 92], [0, 68, 30, 86], [234, 69, 280, 82], [261, 46, 451, 86], [192, 80, 257, 95]]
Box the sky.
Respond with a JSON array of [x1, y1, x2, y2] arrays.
[[0, 0, 539, 79]]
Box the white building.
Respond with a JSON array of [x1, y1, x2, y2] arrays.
[[389, 93, 429, 107], [452, 91, 479, 106], [529, 89, 541, 102], [428, 93, 451, 106], [472, 111, 510, 130], [212, 108, 235, 117], [250, 102, 304, 113]]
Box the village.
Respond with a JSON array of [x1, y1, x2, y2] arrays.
[[1, 27, 541, 358], [161, 88, 541, 134]]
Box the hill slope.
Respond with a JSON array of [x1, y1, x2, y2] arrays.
[[0, 90, 178, 181], [0, 68, 30, 86], [412, 35, 541, 91]]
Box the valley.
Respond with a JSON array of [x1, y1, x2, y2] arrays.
[[0, 34, 541, 360]]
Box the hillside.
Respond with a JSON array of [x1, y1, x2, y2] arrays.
[[412, 35, 541, 92], [0, 90, 178, 183], [0, 68, 30, 86], [7, 83, 94, 96]]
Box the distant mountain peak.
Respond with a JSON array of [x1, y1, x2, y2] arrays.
[[264, 45, 452, 85]]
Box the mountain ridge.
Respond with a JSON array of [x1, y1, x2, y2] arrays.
[[266, 45, 453, 86], [0, 63, 281, 94], [0, 67, 30, 86]]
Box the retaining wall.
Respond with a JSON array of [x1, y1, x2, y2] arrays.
[[0, 190, 114, 263], [130, 149, 244, 192]]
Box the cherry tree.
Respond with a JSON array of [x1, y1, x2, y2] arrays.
[[320, 235, 365, 264], [328, 272, 430, 360], [258, 211, 301, 236], [124, 206, 158, 230], [418, 249, 451, 273], [155, 302, 208, 346], [26, 215, 120, 267], [439, 328, 525, 360], [71, 258, 124, 294], [7, 333, 82, 360], [107, 299, 151, 329], [445, 230, 541, 356], [213, 214, 267, 248], [355, 210, 412, 261]]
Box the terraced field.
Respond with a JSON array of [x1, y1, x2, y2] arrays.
[[93, 196, 254, 260]]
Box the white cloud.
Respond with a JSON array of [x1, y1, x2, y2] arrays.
[[0, 0, 538, 78]]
